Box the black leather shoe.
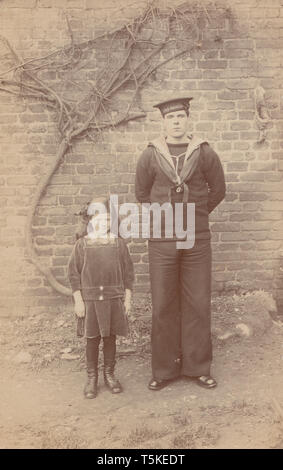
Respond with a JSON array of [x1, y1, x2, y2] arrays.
[[194, 375, 217, 389], [148, 378, 171, 391]]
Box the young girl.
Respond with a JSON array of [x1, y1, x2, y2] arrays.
[[68, 197, 134, 399]]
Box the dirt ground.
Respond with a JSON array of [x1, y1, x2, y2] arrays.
[[1, 292, 283, 449]]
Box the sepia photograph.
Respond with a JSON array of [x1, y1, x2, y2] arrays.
[[0, 0, 282, 452]]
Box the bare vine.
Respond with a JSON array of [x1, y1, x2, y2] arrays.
[[0, 1, 229, 296]]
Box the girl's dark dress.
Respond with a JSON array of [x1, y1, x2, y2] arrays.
[[68, 236, 134, 338]]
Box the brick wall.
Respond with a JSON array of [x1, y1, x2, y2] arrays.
[[0, 0, 282, 317]]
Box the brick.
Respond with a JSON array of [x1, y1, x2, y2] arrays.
[[220, 233, 250, 242], [0, 187, 16, 196], [230, 213, 252, 222], [52, 256, 69, 267], [218, 91, 248, 101], [272, 152, 283, 160], [226, 262, 246, 271], [230, 122, 251, 131], [240, 131, 261, 140], [258, 242, 282, 254], [35, 248, 53, 256], [202, 70, 221, 80], [240, 221, 271, 231], [199, 81, 224, 90], [270, 192, 283, 201], [269, 231, 283, 240], [213, 272, 235, 282], [40, 207, 66, 217], [116, 144, 136, 153], [195, 122, 214, 132], [256, 39, 282, 48], [198, 60, 228, 69], [19, 114, 48, 123], [235, 271, 256, 282], [0, 114, 19, 124], [134, 285, 151, 294], [38, 196, 58, 206], [229, 59, 256, 69], [27, 278, 42, 288], [75, 165, 94, 175], [172, 71, 201, 79], [254, 271, 274, 281], [207, 101, 235, 110], [216, 142, 232, 151], [4, 0, 37, 7], [51, 176, 71, 185], [224, 39, 254, 49], [242, 203, 262, 212], [233, 142, 250, 151], [54, 247, 72, 257], [239, 192, 269, 202], [68, 154, 85, 164], [211, 263, 226, 272], [222, 49, 253, 60], [227, 162, 249, 172], [222, 132, 239, 141], [136, 274, 150, 284], [161, 80, 183, 90], [49, 216, 75, 226], [237, 100, 254, 110], [55, 226, 74, 236], [228, 152, 245, 162], [250, 8, 280, 18], [121, 174, 135, 184], [129, 244, 147, 254], [211, 223, 240, 232], [239, 112, 254, 120], [7, 176, 36, 186], [200, 111, 221, 121], [110, 184, 129, 194], [250, 162, 277, 171], [35, 237, 54, 246], [134, 264, 149, 274], [240, 173, 265, 182], [32, 227, 55, 237], [72, 176, 92, 185], [273, 220, 283, 232], [213, 251, 244, 261], [227, 79, 257, 90], [214, 243, 239, 252], [254, 212, 282, 221], [96, 164, 112, 174], [225, 174, 239, 182], [248, 231, 269, 241]]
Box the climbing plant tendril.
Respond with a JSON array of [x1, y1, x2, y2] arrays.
[[0, 1, 231, 296]]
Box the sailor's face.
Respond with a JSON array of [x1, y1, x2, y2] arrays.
[[163, 110, 188, 139]]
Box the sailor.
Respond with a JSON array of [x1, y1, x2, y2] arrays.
[[135, 95, 226, 391]]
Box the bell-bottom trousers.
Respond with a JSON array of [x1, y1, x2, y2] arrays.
[[148, 239, 212, 380]]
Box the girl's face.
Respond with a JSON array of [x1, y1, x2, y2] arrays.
[[88, 212, 110, 238]]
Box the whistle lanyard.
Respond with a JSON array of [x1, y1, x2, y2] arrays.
[[170, 152, 186, 176]]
